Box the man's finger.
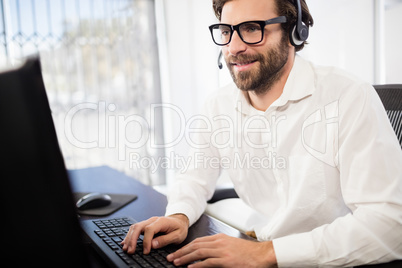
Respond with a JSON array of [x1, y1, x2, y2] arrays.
[[142, 218, 168, 254], [168, 238, 216, 261], [152, 229, 185, 249], [123, 223, 143, 254], [170, 245, 218, 267], [122, 217, 158, 254]]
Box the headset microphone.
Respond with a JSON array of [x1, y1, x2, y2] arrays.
[[290, 0, 309, 47], [217, 50, 223, 69]]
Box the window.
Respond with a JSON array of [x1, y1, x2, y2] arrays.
[[0, 0, 166, 185]]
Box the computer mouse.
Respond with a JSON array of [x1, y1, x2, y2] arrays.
[[76, 192, 112, 210]]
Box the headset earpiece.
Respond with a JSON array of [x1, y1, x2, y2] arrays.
[[290, 0, 309, 47], [290, 23, 308, 47]]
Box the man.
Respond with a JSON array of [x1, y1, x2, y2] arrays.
[[122, 0, 402, 267]]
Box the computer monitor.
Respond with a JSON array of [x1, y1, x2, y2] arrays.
[[0, 56, 90, 266]]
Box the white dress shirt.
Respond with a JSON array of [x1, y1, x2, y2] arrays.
[[165, 55, 402, 267]]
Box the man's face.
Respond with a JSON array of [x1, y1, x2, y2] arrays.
[[221, 0, 290, 94]]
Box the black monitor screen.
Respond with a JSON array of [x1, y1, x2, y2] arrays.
[[0, 57, 89, 266]]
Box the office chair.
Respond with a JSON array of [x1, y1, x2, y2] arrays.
[[373, 84, 402, 147], [206, 84, 402, 230]]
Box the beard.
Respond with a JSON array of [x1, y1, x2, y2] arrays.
[[225, 34, 289, 95]]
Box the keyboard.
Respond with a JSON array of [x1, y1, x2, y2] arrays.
[[90, 217, 184, 268]]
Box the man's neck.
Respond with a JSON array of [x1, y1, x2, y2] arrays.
[[247, 53, 295, 111]]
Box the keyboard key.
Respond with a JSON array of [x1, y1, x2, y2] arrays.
[[116, 250, 136, 265], [112, 237, 123, 243]]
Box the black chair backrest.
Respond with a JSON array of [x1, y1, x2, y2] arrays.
[[373, 84, 402, 147]]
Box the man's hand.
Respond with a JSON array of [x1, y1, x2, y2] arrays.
[[166, 233, 277, 268], [121, 214, 189, 255]]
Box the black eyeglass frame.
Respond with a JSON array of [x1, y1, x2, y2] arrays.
[[208, 16, 287, 46]]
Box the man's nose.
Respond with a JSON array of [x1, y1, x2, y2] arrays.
[[227, 30, 247, 56]]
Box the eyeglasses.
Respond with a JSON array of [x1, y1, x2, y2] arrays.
[[208, 16, 287, 46]]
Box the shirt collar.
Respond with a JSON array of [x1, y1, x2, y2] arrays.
[[235, 90, 255, 115], [235, 55, 316, 114], [276, 55, 316, 105]]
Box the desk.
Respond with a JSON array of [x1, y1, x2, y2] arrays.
[[68, 166, 401, 268], [68, 166, 252, 267], [69, 166, 166, 222]]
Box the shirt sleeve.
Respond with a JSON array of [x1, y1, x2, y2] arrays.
[[164, 147, 221, 226], [273, 83, 402, 267], [164, 103, 222, 226]]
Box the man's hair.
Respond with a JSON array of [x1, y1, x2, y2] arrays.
[[212, 0, 314, 52]]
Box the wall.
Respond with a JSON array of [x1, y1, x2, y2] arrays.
[[299, 0, 375, 83], [384, 1, 402, 83], [158, 0, 219, 161]]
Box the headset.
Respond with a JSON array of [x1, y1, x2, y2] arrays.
[[218, 0, 308, 69]]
